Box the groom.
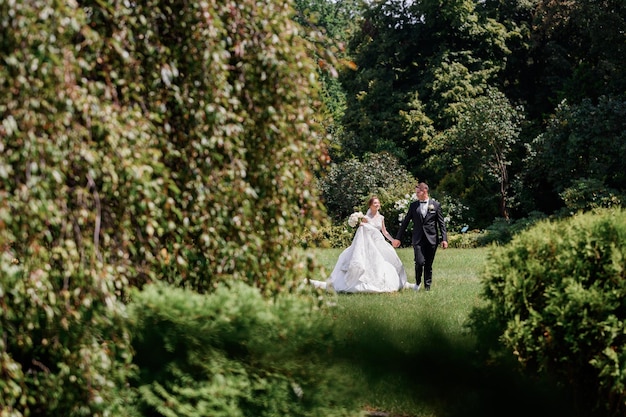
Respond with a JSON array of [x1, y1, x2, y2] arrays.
[[392, 182, 448, 291]]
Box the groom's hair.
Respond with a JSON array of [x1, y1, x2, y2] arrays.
[[417, 182, 429, 191]]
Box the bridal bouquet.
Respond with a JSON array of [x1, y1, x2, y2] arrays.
[[347, 211, 365, 227]]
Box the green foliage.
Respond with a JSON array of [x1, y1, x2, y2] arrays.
[[476, 211, 547, 246], [430, 87, 524, 221], [0, 235, 135, 417], [438, 193, 473, 232], [0, 0, 329, 296], [292, 0, 364, 160], [531, 0, 626, 105], [446, 231, 482, 248], [1, 1, 333, 414], [469, 208, 626, 415], [340, 0, 513, 173], [559, 178, 624, 214], [334, 0, 624, 224], [128, 282, 358, 417], [319, 152, 415, 222], [296, 223, 357, 248], [305, 0, 626, 226], [527, 96, 626, 208]]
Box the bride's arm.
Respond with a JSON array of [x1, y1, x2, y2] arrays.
[[381, 219, 394, 242]]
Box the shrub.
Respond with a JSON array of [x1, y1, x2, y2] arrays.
[[477, 211, 548, 246], [319, 152, 415, 223], [438, 194, 473, 233], [128, 282, 357, 417], [297, 223, 357, 248], [1, 0, 328, 297], [469, 208, 626, 416], [559, 178, 624, 214], [0, 236, 135, 417], [447, 231, 482, 248]]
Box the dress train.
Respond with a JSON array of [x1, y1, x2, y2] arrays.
[[310, 222, 410, 293]]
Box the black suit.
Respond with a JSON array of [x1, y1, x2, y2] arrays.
[[395, 199, 447, 289]]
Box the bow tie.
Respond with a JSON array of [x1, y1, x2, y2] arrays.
[[419, 201, 428, 204]]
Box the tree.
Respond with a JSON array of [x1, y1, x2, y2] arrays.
[[531, 0, 626, 106], [292, 0, 365, 161], [340, 0, 514, 181], [429, 88, 524, 221], [525, 96, 626, 213]]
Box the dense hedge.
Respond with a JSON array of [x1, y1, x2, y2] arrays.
[[0, 0, 328, 296], [0, 234, 134, 417], [1, 0, 334, 415], [128, 282, 357, 417], [470, 208, 626, 416]]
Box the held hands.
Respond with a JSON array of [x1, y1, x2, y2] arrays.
[[391, 239, 446, 249]]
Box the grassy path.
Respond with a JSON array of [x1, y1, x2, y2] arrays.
[[307, 247, 574, 417]]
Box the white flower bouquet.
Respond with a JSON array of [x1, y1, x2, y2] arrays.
[[347, 211, 365, 227]]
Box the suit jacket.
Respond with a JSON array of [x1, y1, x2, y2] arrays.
[[396, 199, 447, 246]]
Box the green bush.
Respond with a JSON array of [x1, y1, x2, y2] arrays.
[[477, 211, 548, 246], [0, 236, 135, 417], [296, 223, 357, 248], [559, 178, 624, 214], [319, 152, 415, 222], [128, 282, 358, 417], [1, 0, 328, 297], [447, 231, 481, 248], [469, 208, 626, 415]]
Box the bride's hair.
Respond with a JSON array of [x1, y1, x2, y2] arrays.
[[367, 196, 379, 207], [366, 196, 381, 216]]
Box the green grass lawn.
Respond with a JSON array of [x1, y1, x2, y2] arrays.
[[307, 247, 575, 417]]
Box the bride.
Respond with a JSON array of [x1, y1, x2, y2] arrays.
[[311, 196, 415, 293]]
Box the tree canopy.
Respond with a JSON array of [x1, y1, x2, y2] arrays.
[[329, 0, 625, 227]]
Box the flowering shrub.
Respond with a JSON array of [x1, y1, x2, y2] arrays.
[[438, 194, 472, 232], [319, 152, 415, 222], [393, 192, 418, 223]]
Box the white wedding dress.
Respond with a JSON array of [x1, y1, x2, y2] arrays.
[[311, 212, 409, 293]]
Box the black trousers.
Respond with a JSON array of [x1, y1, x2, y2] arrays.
[[413, 240, 437, 288]]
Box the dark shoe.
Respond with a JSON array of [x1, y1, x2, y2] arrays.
[[425, 286, 431, 291]]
